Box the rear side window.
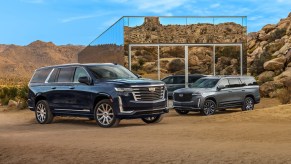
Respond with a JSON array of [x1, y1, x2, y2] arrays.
[[174, 76, 185, 84], [228, 78, 241, 88], [189, 76, 201, 83], [218, 79, 230, 87], [30, 68, 53, 83], [241, 77, 258, 86], [47, 68, 59, 83], [57, 67, 75, 82]]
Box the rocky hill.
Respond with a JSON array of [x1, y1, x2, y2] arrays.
[[0, 40, 84, 81], [247, 12, 291, 97]]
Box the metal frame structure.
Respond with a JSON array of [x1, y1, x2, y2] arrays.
[[129, 43, 243, 87]]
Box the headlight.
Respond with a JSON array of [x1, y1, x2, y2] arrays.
[[115, 88, 133, 92], [192, 93, 201, 96]]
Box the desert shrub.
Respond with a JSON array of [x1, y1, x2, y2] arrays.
[[268, 28, 286, 42], [138, 58, 145, 66], [131, 63, 140, 71], [277, 87, 291, 104], [0, 85, 29, 107]]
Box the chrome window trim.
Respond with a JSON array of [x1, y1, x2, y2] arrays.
[[44, 68, 55, 83]]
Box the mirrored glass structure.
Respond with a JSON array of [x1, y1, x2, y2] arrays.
[[78, 16, 247, 81]]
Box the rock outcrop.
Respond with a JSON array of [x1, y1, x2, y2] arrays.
[[248, 12, 291, 97]]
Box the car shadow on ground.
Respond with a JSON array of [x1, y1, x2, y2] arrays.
[[52, 117, 148, 128], [167, 108, 242, 117]]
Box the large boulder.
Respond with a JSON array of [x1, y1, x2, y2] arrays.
[[8, 100, 18, 108], [262, 24, 276, 34], [250, 46, 263, 58], [263, 57, 286, 71], [260, 81, 284, 97], [257, 71, 275, 83], [274, 67, 291, 83], [278, 43, 291, 54]]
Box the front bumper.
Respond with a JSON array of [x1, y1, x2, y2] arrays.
[[173, 95, 203, 111], [115, 96, 169, 119]]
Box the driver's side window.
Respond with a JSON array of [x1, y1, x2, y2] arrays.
[[74, 67, 89, 82]]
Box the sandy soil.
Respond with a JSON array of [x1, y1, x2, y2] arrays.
[[1, 98, 291, 164]]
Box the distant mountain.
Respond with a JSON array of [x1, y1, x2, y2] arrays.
[[0, 40, 84, 80]]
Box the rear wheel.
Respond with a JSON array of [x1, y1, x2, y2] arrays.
[[141, 115, 163, 124], [175, 109, 190, 115], [94, 99, 120, 128], [242, 97, 254, 111], [35, 100, 54, 124], [200, 99, 216, 116]]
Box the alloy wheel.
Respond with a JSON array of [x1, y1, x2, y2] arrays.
[[96, 103, 114, 126], [36, 103, 47, 123]]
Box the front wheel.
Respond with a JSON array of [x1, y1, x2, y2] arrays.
[[175, 109, 190, 115], [200, 99, 216, 116], [35, 100, 54, 124], [242, 97, 254, 111], [94, 99, 120, 128], [141, 115, 163, 124]]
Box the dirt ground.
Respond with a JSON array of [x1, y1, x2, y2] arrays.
[[1, 98, 291, 164]]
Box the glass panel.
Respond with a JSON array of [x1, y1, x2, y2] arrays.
[[78, 18, 125, 64], [213, 17, 246, 43], [215, 46, 241, 75], [130, 46, 158, 80], [160, 46, 185, 79], [188, 46, 213, 76]]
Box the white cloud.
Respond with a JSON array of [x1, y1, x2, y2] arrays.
[[61, 15, 98, 23], [210, 3, 220, 8]]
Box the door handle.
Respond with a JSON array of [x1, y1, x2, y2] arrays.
[[228, 91, 232, 92], [51, 87, 56, 89], [241, 90, 245, 91], [69, 87, 75, 89]]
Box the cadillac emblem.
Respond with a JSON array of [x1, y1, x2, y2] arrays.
[[148, 87, 156, 92], [179, 94, 183, 97]]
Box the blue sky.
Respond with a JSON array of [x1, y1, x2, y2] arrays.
[[0, 0, 290, 45]]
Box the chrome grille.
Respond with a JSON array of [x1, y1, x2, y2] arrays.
[[132, 85, 165, 101], [174, 93, 193, 102]]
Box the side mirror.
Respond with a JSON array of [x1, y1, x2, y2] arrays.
[[78, 76, 92, 85], [217, 85, 225, 91], [136, 74, 142, 78]]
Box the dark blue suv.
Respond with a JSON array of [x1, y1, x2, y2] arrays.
[[28, 63, 168, 128]]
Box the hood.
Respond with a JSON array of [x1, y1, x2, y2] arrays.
[[97, 78, 164, 86], [174, 87, 212, 94]]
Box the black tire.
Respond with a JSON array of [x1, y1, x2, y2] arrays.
[[200, 99, 216, 116], [35, 100, 54, 124], [94, 99, 120, 128], [141, 114, 163, 124], [175, 109, 190, 115], [242, 97, 254, 111]]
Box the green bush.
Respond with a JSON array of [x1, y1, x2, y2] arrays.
[[268, 28, 286, 42], [0, 85, 29, 108]]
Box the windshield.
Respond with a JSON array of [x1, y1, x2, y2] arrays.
[[190, 78, 219, 88], [87, 65, 138, 80]]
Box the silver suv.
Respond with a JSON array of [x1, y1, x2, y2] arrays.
[[173, 76, 260, 115]]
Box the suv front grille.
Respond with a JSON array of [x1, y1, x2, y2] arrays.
[[132, 86, 165, 101], [174, 93, 192, 102]]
